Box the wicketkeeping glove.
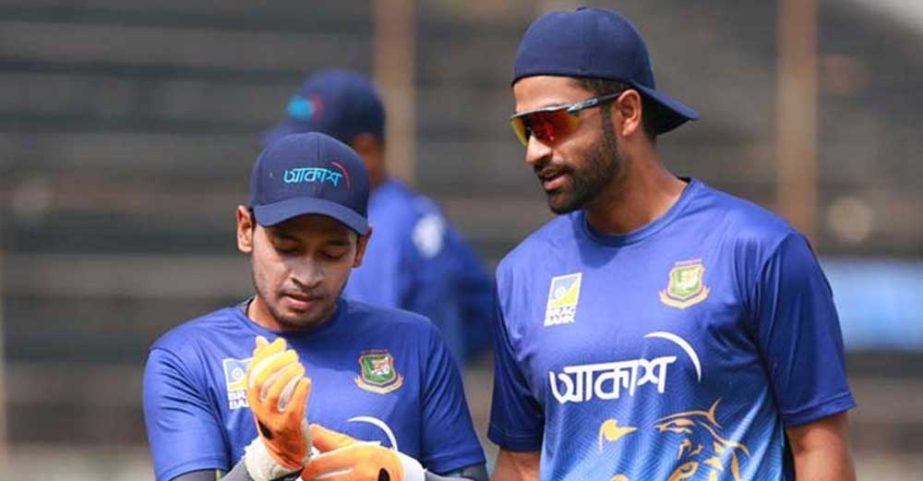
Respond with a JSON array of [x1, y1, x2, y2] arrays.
[[301, 424, 425, 481], [243, 336, 313, 481]]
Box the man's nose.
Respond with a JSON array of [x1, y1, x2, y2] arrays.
[[524, 135, 553, 167], [291, 258, 324, 289]]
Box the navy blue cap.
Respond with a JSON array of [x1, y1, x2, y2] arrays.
[[513, 7, 698, 134], [263, 69, 385, 147], [249, 132, 370, 234]]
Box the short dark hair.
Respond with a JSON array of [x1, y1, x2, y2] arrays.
[[573, 77, 658, 142]]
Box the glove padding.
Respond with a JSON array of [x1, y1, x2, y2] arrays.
[[301, 424, 425, 481], [245, 336, 312, 478]]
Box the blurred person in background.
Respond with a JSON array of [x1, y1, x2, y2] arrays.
[[488, 7, 856, 481], [143, 133, 488, 481], [263, 69, 496, 367]]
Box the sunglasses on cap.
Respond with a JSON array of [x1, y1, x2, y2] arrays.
[[509, 91, 624, 147]]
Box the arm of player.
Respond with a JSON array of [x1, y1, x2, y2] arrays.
[[243, 336, 313, 481], [143, 348, 231, 480], [491, 449, 539, 481], [301, 425, 487, 481], [786, 412, 856, 481]]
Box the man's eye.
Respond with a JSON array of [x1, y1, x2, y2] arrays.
[[274, 243, 299, 254], [322, 249, 348, 260]]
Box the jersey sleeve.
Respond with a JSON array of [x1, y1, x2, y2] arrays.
[[418, 326, 486, 474], [749, 233, 857, 427], [143, 347, 230, 481], [397, 212, 466, 364], [448, 228, 497, 362], [487, 303, 544, 452]]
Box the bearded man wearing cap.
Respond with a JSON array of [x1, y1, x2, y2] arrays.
[[143, 133, 488, 481], [488, 7, 855, 481], [264, 69, 495, 368]]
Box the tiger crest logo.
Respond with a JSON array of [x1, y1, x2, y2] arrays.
[[597, 400, 750, 481]]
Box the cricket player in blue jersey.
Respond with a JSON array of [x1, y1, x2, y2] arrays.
[[143, 133, 488, 481], [488, 7, 856, 481], [263, 70, 495, 366]]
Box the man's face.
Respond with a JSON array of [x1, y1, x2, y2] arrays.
[[237, 209, 369, 330], [512, 76, 623, 214]]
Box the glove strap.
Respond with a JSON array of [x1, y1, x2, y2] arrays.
[[244, 420, 311, 481], [397, 450, 426, 481]]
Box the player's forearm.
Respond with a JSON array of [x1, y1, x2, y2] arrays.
[[787, 413, 856, 481], [792, 448, 856, 481], [491, 450, 539, 481]]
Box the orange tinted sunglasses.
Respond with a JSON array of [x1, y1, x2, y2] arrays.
[[510, 91, 624, 146]]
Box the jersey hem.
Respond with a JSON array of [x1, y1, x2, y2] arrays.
[[424, 448, 487, 476], [487, 426, 543, 452], [158, 457, 226, 481], [782, 390, 857, 427]]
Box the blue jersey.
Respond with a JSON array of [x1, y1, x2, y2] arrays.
[[488, 179, 855, 481], [344, 179, 495, 364], [143, 298, 485, 481]]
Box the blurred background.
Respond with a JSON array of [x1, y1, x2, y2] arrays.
[[0, 0, 921, 479]]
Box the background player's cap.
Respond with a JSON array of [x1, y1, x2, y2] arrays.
[[512, 6, 699, 134], [262, 69, 385, 147], [249, 132, 370, 234]]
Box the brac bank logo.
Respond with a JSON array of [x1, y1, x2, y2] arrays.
[[544, 273, 582, 326], [222, 357, 251, 410]]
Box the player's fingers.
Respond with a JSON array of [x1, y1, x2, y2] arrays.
[[266, 362, 305, 408], [301, 466, 353, 481], [310, 424, 358, 452], [286, 377, 311, 416], [248, 340, 286, 381], [249, 349, 298, 391], [300, 446, 361, 478], [252, 336, 286, 359], [255, 335, 269, 349]]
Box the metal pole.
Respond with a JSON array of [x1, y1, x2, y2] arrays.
[[776, 0, 819, 242], [373, 0, 417, 186], [0, 214, 7, 460]]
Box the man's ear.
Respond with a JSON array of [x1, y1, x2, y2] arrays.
[[236, 206, 254, 254], [615, 89, 644, 138], [353, 225, 373, 268]]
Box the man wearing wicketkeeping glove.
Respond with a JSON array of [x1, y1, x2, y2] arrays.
[[242, 336, 312, 481], [143, 133, 487, 481]]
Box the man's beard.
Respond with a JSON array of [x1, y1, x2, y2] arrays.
[[538, 121, 622, 214], [251, 269, 336, 330]]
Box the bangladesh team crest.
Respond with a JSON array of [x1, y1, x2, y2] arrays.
[[659, 260, 710, 309], [354, 350, 404, 394]]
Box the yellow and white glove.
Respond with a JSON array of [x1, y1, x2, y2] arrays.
[[301, 424, 425, 481], [243, 336, 313, 481]]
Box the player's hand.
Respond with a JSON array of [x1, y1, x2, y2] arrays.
[[301, 424, 425, 481], [244, 336, 312, 480]]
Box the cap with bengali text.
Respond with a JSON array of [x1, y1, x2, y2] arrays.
[[249, 132, 369, 234]]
